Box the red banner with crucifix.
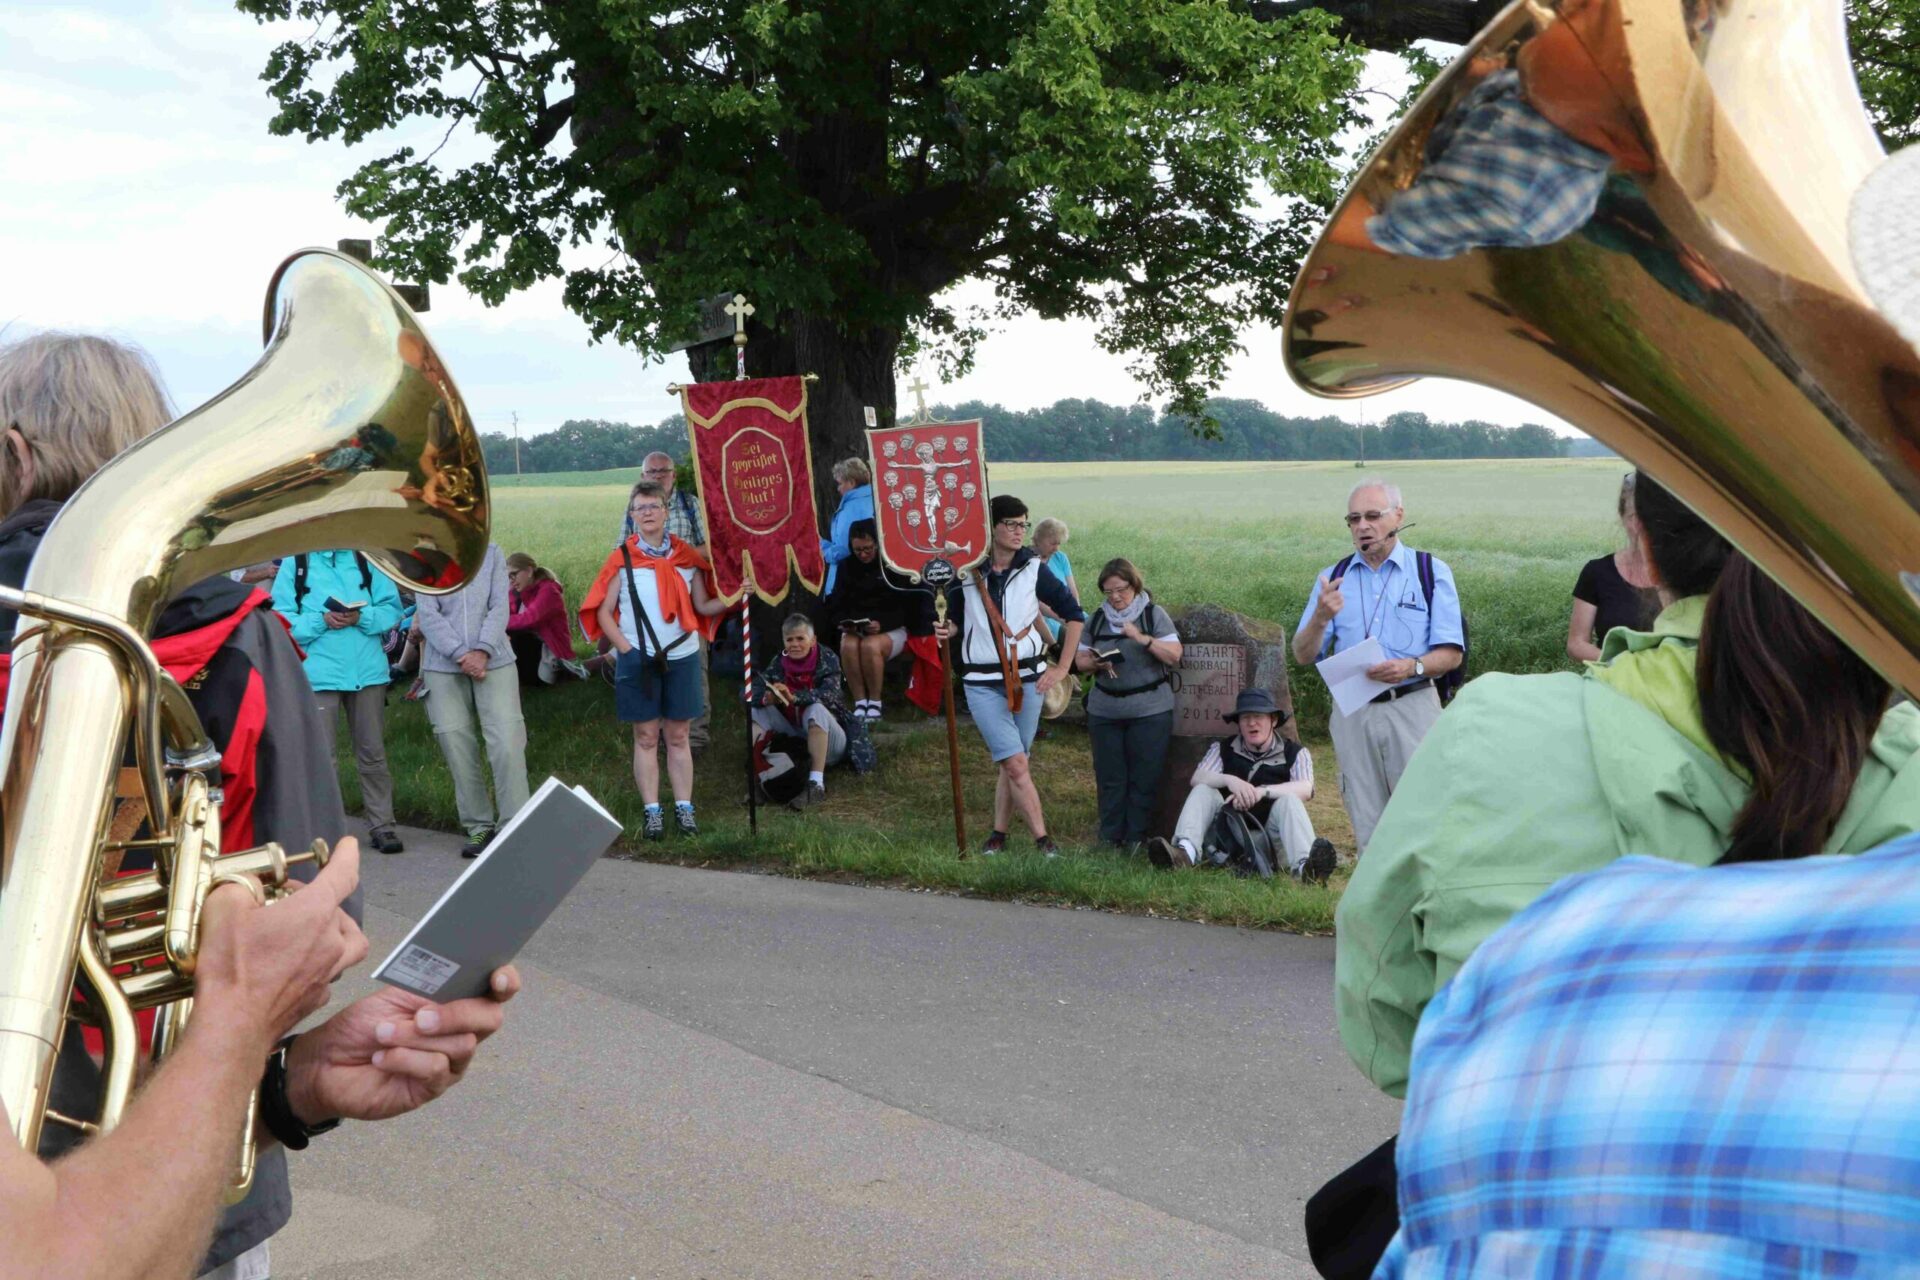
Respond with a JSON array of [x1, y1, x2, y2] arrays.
[[682, 375, 827, 605], [864, 420, 990, 581]]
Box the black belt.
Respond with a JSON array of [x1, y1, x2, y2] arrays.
[[1370, 677, 1434, 706], [1095, 673, 1169, 699]]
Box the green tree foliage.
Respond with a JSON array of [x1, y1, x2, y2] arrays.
[[479, 400, 1566, 474], [1851, 0, 1920, 147], [237, 0, 1365, 507]]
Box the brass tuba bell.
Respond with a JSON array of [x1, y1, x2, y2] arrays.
[[1282, 0, 1920, 696], [0, 248, 490, 1184]]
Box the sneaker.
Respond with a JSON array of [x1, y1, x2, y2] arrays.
[[1035, 836, 1060, 858], [789, 781, 826, 811], [1299, 837, 1338, 886], [369, 826, 405, 856], [643, 809, 665, 841], [676, 806, 699, 837], [981, 830, 1008, 856], [866, 703, 884, 723], [1145, 837, 1176, 869], [404, 676, 427, 702], [459, 830, 494, 860]]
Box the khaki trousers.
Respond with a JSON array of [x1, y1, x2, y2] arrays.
[[1173, 787, 1317, 874], [1329, 684, 1442, 855], [315, 686, 393, 830], [423, 668, 531, 838]]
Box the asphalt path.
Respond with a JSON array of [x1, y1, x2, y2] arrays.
[[274, 824, 1399, 1278]]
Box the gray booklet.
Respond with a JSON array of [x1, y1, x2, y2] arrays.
[[373, 776, 622, 1001]]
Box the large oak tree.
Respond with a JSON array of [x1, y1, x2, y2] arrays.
[[239, 0, 1365, 502]]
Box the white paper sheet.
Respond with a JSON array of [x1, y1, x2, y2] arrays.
[[1317, 636, 1397, 718]]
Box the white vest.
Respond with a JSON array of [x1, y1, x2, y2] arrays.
[[959, 558, 1046, 686]]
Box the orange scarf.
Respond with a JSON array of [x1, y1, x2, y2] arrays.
[[579, 535, 720, 645]]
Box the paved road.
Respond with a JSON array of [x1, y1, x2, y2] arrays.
[[274, 825, 1399, 1278]]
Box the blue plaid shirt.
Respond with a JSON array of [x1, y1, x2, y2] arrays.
[[1380, 833, 1920, 1278], [1368, 70, 1613, 260]]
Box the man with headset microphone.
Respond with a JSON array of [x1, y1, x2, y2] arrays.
[[1291, 479, 1464, 858]]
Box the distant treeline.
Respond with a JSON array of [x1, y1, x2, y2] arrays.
[[478, 398, 1569, 475]]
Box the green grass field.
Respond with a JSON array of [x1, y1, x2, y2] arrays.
[[356, 459, 1633, 931]]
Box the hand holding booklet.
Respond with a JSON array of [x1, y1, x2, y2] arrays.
[[1316, 636, 1397, 718], [374, 776, 623, 1001]]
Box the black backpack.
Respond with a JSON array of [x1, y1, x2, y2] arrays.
[[291, 552, 374, 613], [1203, 808, 1278, 879], [1329, 549, 1468, 707]]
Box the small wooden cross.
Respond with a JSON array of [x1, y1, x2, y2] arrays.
[[908, 375, 930, 424], [725, 294, 755, 345]]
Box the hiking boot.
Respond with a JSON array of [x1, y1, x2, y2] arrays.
[[790, 781, 826, 811], [643, 809, 665, 841], [369, 826, 404, 856], [1035, 836, 1060, 858], [981, 830, 1008, 856], [1299, 837, 1338, 886], [675, 806, 699, 838], [459, 829, 494, 860]]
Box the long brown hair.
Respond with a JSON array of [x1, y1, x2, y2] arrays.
[[1634, 474, 1889, 863]]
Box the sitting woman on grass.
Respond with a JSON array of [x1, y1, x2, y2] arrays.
[[506, 551, 588, 686], [751, 614, 874, 809], [822, 519, 928, 721]]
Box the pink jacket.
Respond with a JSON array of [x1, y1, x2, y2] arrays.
[[508, 577, 575, 659]]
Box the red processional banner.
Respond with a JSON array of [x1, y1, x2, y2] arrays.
[[864, 420, 990, 582], [682, 376, 827, 606]]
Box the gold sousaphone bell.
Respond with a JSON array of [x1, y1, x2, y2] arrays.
[[1282, 0, 1920, 696], [0, 249, 490, 1185]]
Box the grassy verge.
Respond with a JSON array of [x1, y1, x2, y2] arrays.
[[342, 673, 1353, 933]]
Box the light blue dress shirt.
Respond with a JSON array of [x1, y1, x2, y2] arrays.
[[1296, 541, 1463, 684]]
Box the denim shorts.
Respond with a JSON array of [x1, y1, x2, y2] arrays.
[[963, 679, 1042, 762], [615, 651, 703, 723]]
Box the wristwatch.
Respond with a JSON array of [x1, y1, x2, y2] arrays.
[[1413, 658, 1426, 678], [260, 1035, 342, 1150]]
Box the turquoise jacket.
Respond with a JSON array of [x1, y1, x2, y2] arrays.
[[1335, 596, 1920, 1098], [270, 550, 403, 692]]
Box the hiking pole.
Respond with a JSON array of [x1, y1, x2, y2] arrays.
[[934, 592, 965, 852]]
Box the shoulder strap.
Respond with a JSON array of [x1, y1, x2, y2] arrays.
[[971, 573, 1025, 713], [292, 554, 309, 611], [354, 551, 373, 594], [617, 542, 684, 674], [1415, 550, 1435, 606], [1332, 553, 1357, 582]]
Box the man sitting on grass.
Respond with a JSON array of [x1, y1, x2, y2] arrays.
[[1146, 689, 1337, 883], [751, 614, 873, 808]]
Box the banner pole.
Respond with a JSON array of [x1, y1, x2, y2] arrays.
[[743, 586, 757, 837], [935, 595, 965, 852]]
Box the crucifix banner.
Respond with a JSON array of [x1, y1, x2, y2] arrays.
[[864, 420, 990, 581], [682, 375, 827, 605]]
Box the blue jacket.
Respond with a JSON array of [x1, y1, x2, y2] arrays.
[[271, 550, 403, 692], [821, 483, 874, 593]]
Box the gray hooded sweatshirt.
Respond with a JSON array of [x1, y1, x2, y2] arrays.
[[415, 542, 514, 672]]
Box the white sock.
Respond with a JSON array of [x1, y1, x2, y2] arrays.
[[808, 770, 824, 786], [1175, 838, 1198, 866]]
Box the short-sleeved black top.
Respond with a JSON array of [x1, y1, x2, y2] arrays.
[[1573, 553, 1656, 646]]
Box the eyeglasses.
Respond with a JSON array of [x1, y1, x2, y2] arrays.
[[998, 520, 1030, 531], [1344, 510, 1395, 526], [643, 467, 674, 476], [630, 503, 665, 515], [1102, 585, 1133, 598]]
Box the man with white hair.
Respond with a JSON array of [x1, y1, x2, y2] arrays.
[[1291, 479, 1463, 856]]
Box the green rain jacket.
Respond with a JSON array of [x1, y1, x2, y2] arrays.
[[1335, 596, 1920, 1098]]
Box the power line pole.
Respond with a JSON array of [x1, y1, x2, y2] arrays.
[[511, 411, 522, 478]]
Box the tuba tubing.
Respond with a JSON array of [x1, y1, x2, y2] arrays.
[[0, 249, 489, 1156]]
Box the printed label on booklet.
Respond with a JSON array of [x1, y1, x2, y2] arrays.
[[385, 944, 461, 995]]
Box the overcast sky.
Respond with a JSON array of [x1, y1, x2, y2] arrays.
[[1, 0, 1577, 440]]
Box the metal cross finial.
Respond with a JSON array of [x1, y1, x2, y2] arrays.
[[725, 294, 755, 379], [908, 375, 930, 424]]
